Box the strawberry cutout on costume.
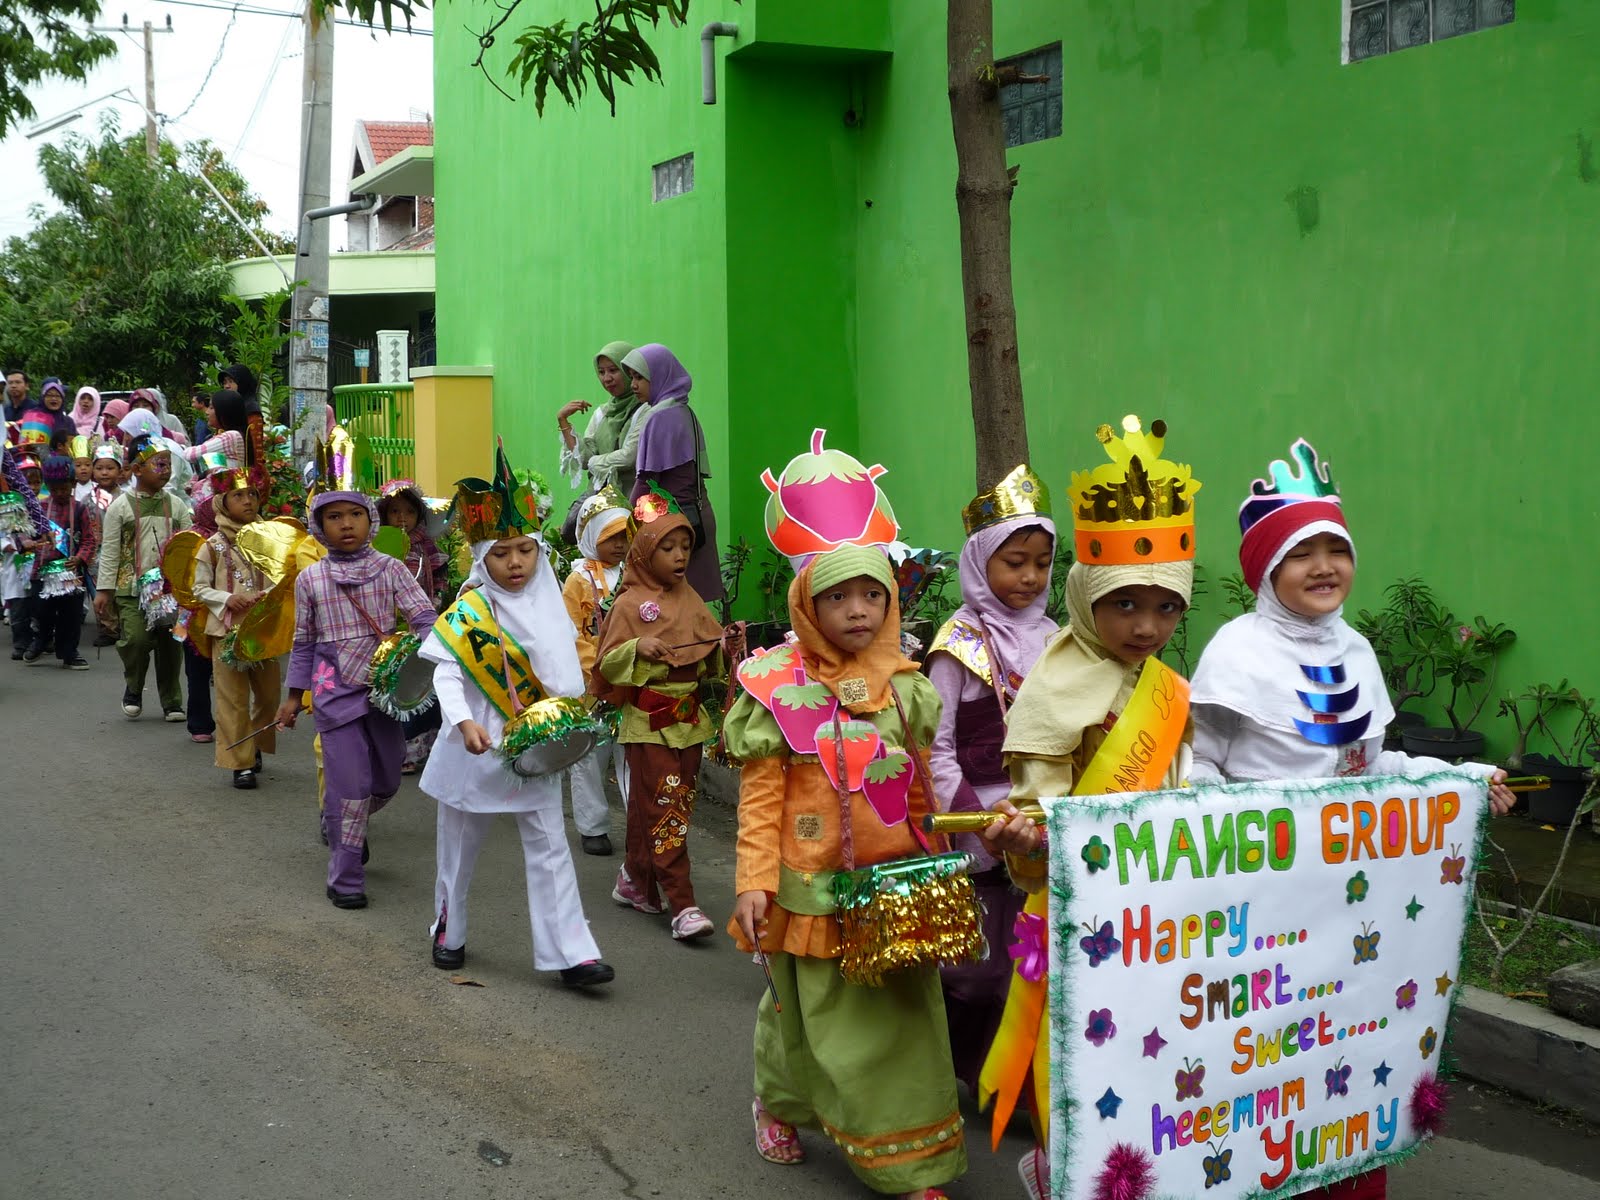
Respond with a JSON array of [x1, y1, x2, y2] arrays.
[[769, 681, 840, 752], [814, 718, 882, 795], [859, 751, 914, 826], [735, 643, 801, 711]]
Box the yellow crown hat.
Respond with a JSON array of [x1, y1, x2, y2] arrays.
[[961, 463, 1053, 537], [1070, 415, 1201, 565]]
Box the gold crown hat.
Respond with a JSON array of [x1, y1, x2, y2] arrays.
[[1070, 415, 1201, 565], [961, 463, 1052, 537], [207, 461, 257, 496], [67, 435, 93, 460], [577, 484, 634, 543], [306, 425, 361, 501], [447, 438, 539, 545]]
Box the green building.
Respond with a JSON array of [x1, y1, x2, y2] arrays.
[[433, 1, 1600, 741]]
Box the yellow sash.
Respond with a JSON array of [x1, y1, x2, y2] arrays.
[[432, 590, 545, 720], [979, 657, 1190, 1149]]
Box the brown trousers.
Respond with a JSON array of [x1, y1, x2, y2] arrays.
[[206, 636, 282, 770], [623, 741, 702, 914]]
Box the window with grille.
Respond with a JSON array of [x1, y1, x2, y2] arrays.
[[998, 43, 1063, 149], [652, 153, 695, 202], [1344, 0, 1514, 64]]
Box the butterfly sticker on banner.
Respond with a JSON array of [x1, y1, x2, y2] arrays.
[[1078, 918, 1121, 968], [1202, 1140, 1232, 1190], [1353, 922, 1381, 965], [1325, 1058, 1353, 1099], [1440, 844, 1466, 884], [1174, 1057, 1205, 1101]]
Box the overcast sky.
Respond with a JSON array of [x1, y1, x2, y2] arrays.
[[0, 3, 435, 251]]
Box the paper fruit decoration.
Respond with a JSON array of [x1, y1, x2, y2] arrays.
[[762, 428, 898, 560]]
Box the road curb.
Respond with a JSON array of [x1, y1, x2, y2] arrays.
[[1451, 985, 1600, 1122]]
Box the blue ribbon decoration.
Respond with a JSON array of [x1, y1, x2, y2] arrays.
[[1298, 684, 1360, 714], [1293, 712, 1371, 746], [1300, 663, 1347, 685]]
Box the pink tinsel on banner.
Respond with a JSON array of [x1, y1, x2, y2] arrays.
[[1094, 1143, 1155, 1200], [1409, 1075, 1449, 1137]]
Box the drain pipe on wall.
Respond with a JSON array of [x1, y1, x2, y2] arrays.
[[701, 22, 739, 104], [299, 195, 378, 258]]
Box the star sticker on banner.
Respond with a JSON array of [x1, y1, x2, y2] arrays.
[[1373, 1061, 1393, 1087], [1405, 895, 1424, 921], [1095, 1087, 1123, 1119], [1435, 971, 1454, 996], [1142, 1027, 1168, 1059]]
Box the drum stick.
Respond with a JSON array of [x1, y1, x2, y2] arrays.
[[221, 720, 281, 753], [926, 778, 1551, 834], [752, 933, 782, 1013], [667, 636, 724, 649]]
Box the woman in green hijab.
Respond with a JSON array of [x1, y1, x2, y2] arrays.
[[558, 340, 644, 498]]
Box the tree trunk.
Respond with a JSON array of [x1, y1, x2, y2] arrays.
[[947, 0, 1030, 492]]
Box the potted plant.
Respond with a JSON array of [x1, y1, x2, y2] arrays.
[[1354, 578, 1440, 747], [1500, 681, 1600, 826], [1400, 613, 1516, 760]]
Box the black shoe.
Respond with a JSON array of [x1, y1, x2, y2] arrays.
[[22, 642, 43, 663], [64, 657, 89, 670], [432, 941, 465, 970], [361, 838, 370, 865], [581, 834, 614, 856], [560, 960, 615, 988], [121, 689, 142, 719], [326, 886, 368, 909], [232, 769, 257, 790], [9, 648, 21, 661]]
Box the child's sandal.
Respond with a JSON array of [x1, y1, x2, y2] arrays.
[[752, 1098, 804, 1165]]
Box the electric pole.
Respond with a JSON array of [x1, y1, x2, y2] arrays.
[[88, 15, 172, 162], [290, 1, 336, 462]]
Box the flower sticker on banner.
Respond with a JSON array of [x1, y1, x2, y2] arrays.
[[1396, 979, 1418, 1010], [1084, 1008, 1117, 1047], [1419, 1026, 1438, 1060], [1202, 1141, 1233, 1190], [1325, 1058, 1352, 1098], [1081, 835, 1111, 873], [1174, 1057, 1205, 1101], [1010, 911, 1048, 982], [638, 600, 661, 623], [1353, 922, 1381, 965], [1078, 918, 1121, 968], [1440, 844, 1466, 884], [1346, 870, 1369, 904]]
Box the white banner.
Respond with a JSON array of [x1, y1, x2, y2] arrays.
[[1046, 771, 1488, 1198]]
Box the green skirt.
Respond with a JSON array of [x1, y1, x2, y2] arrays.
[[755, 953, 967, 1194]]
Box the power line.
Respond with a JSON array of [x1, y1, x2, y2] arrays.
[[148, 0, 434, 36], [169, 4, 240, 124]]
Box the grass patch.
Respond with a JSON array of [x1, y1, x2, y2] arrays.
[[1463, 910, 1600, 1001]]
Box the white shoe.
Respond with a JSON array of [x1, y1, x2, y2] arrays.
[[1018, 1147, 1048, 1200], [670, 906, 714, 941]]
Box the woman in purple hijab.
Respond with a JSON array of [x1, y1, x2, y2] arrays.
[[621, 344, 723, 602]]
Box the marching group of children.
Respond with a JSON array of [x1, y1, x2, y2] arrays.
[[4, 363, 1518, 1199]]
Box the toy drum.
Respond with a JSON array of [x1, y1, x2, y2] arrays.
[[832, 851, 985, 987], [367, 631, 436, 719], [498, 697, 608, 780]]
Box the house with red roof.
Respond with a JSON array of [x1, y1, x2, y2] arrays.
[[347, 119, 435, 252]]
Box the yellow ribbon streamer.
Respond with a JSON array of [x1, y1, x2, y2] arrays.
[[432, 590, 545, 720]]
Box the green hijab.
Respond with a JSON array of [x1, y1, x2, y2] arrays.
[[592, 340, 641, 453]]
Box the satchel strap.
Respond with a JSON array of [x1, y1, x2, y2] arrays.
[[890, 687, 936, 856]]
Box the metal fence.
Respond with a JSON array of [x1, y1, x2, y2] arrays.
[[331, 383, 416, 489]]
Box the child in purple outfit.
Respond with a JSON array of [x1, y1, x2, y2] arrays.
[[276, 487, 436, 909]]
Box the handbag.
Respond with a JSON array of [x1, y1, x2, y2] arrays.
[[830, 690, 986, 987]]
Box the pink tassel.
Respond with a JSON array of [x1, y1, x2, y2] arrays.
[[1409, 1075, 1449, 1137], [1094, 1142, 1156, 1200]]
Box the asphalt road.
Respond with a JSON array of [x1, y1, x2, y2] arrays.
[[7, 654, 1600, 1199]]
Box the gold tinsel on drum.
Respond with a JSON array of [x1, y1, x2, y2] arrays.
[[832, 852, 986, 987]]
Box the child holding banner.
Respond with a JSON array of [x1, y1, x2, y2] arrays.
[[1187, 436, 1513, 1200], [926, 464, 1058, 1097], [982, 416, 1201, 1200]]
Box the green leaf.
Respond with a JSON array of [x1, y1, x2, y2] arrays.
[[773, 682, 833, 711], [863, 753, 910, 785], [741, 645, 795, 678]]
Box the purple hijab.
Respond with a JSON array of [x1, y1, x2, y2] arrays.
[[951, 513, 1058, 694], [626, 344, 703, 473]]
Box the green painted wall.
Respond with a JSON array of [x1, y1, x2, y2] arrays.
[[435, 1, 1600, 740]]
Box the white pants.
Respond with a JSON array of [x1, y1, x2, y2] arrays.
[[568, 740, 630, 837], [430, 803, 602, 971]]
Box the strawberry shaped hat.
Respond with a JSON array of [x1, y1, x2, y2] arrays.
[[761, 428, 898, 568]]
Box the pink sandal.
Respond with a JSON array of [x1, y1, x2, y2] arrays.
[[752, 1098, 804, 1165]]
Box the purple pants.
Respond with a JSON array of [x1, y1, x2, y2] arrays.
[[319, 711, 405, 894]]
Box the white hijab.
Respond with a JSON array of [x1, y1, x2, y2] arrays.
[[575, 493, 629, 592], [422, 534, 585, 701], [1191, 519, 1394, 737]]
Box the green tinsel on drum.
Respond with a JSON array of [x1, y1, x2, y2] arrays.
[[497, 697, 607, 782], [0, 492, 31, 536], [367, 631, 436, 719], [217, 629, 268, 671], [833, 852, 986, 987]]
